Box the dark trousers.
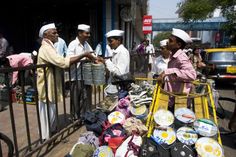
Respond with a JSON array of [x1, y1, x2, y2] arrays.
[[70, 80, 92, 119]]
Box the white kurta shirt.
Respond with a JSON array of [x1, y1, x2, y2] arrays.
[[105, 44, 130, 76], [152, 55, 169, 75], [145, 44, 155, 54], [146, 44, 155, 64], [67, 37, 93, 80]]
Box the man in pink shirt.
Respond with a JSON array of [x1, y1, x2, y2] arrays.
[[0, 53, 33, 86], [157, 28, 197, 111]]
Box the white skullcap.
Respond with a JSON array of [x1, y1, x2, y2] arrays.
[[78, 24, 90, 32], [160, 39, 168, 47], [39, 23, 56, 38], [106, 30, 124, 38], [172, 28, 192, 43]]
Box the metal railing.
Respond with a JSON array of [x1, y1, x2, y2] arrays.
[[0, 53, 150, 156], [0, 62, 105, 156]]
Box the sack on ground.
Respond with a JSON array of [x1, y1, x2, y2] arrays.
[[115, 134, 142, 157], [139, 137, 170, 157], [69, 143, 95, 157], [99, 123, 127, 153], [82, 110, 107, 136], [123, 117, 148, 136], [77, 131, 99, 148]]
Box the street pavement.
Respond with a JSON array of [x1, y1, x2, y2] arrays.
[[0, 76, 236, 157], [215, 82, 236, 157]]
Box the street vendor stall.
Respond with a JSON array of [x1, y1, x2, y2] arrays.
[[67, 77, 224, 157]]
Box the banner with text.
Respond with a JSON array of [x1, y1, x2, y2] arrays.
[[143, 15, 152, 34]]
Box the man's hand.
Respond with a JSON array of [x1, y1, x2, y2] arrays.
[[84, 52, 96, 62], [156, 72, 165, 84], [96, 56, 105, 64]]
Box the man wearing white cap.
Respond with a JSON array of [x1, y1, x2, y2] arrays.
[[98, 30, 130, 96], [157, 28, 197, 111], [152, 39, 170, 84], [145, 39, 155, 71], [37, 23, 96, 140], [67, 24, 94, 119]]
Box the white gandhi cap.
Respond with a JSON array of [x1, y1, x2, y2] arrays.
[[39, 23, 56, 38], [160, 39, 168, 47], [172, 28, 192, 43], [78, 24, 90, 32], [106, 30, 124, 38]]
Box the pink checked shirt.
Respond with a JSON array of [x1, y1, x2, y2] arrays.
[[7, 54, 33, 84], [164, 49, 197, 94]]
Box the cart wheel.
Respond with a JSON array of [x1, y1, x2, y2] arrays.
[[217, 97, 236, 119], [0, 132, 14, 157]]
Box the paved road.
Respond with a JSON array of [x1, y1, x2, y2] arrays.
[[215, 81, 236, 157], [1, 78, 235, 157]]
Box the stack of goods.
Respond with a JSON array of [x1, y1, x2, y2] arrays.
[[82, 62, 105, 85], [82, 63, 93, 85], [144, 107, 224, 157], [68, 81, 154, 157], [68, 79, 224, 157], [129, 82, 153, 120], [17, 87, 36, 105]]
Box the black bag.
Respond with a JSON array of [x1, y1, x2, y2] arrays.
[[170, 142, 196, 157], [82, 110, 107, 136], [111, 73, 135, 85], [139, 137, 171, 157]]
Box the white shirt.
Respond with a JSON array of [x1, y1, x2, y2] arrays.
[[105, 45, 113, 57], [95, 43, 102, 56], [145, 44, 155, 54], [105, 44, 130, 76], [152, 55, 169, 75], [67, 37, 93, 80], [54, 37, 68, 57]]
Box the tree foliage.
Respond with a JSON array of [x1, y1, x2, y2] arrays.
[[178, 0, 236, 44], [178, 0, 217, 21], [153, 32, 171, 48]]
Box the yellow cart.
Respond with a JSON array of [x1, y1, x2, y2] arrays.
[[136, 78, 223, 145]]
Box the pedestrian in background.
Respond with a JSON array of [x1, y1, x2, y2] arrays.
[[0, 31, 9, 58], [189, 47, 206, 76], [157, 28, 197, 112], [54, 37, 68, 57], [54, 23, 68, 57], [0, 53, 33, 87], [95, 42, 102, 57], [145, 39, 155, 71], [136, 39, 147, 72], [152, 39, 170, 84]]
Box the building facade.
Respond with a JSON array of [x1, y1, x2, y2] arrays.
[[0, 0, 147, 54]]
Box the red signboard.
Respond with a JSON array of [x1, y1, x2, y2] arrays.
[[142, 15, 152, 34]]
